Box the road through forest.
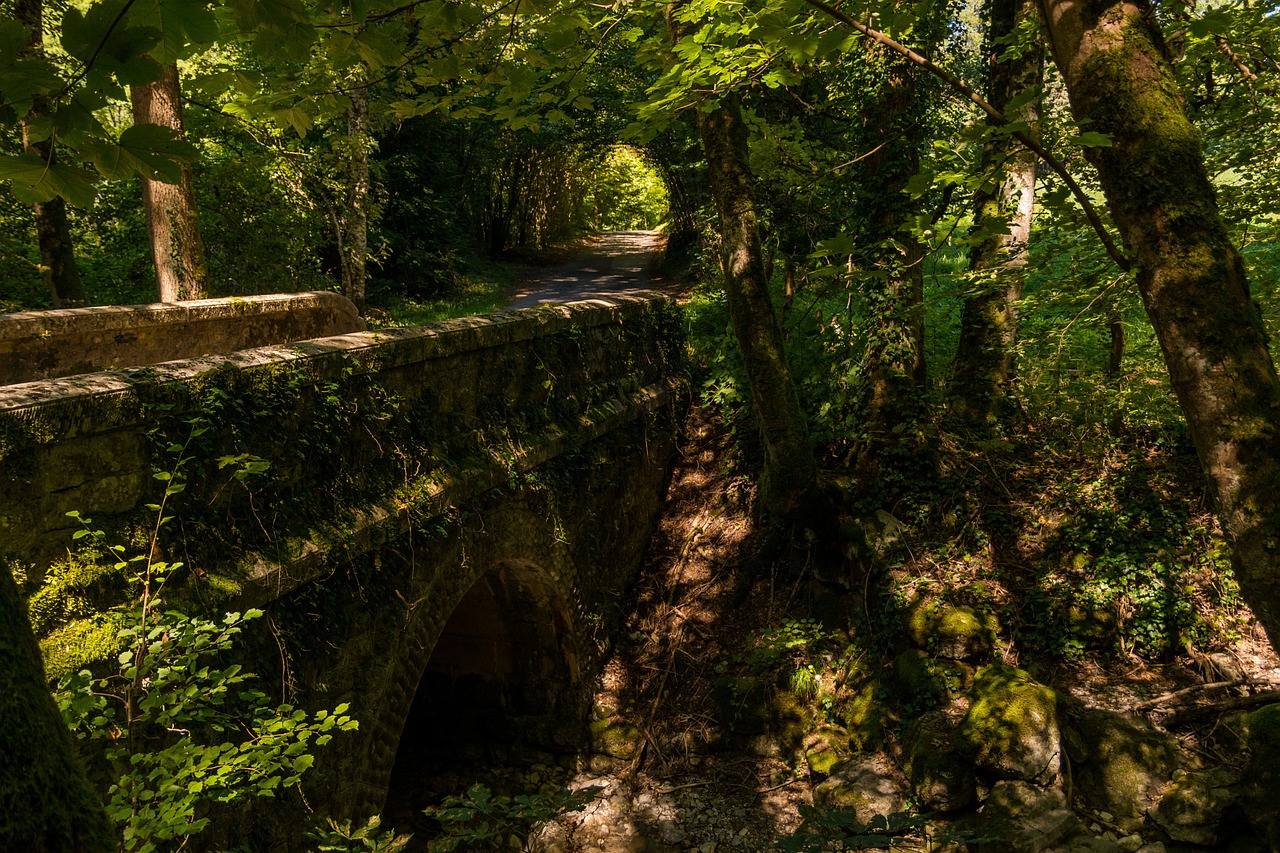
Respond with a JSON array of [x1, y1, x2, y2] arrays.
[[505, 230, 667, 308]]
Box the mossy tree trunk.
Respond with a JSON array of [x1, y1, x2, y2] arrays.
[[695, 96, 816, 517], [1041, 0, 1280, 650], [16, 0, 86, 309], [665, 0, 814, 517], [130, 63, 209, 302], [0, 569, 114, 851], [852, 46, 932, 485], [950, 0, 1043, 426]]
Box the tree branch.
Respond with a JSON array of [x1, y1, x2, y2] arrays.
[[801, 0, 1131, 272]]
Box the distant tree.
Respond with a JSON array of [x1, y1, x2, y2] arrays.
[[13, 0, 85, 308], [950, 0, 1043, 425], [131, 63, 208, 302], [665, 2, 816, 518]]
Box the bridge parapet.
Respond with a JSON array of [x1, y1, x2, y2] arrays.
[[0, 291, 365, 385]]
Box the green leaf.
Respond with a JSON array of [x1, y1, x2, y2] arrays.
[[131, 0, 220, 64], [0, 153, 97, 206], [61, 3, 163, 86], [1073, 131, 1113, 149]]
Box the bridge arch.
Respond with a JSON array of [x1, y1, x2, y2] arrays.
[[381, 558, 585, 821]]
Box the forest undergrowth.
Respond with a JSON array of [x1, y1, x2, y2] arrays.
[[524, 396, 1280, 851]]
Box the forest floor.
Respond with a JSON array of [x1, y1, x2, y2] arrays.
[[530, 408, 1280, 852], [402, 400, 1280, 852], [535, 404, 813, 852]]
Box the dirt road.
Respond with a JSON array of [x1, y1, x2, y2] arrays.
[[505, 230, 667, 309]]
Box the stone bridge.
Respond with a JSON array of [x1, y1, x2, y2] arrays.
[[0, 292, 688, 833]]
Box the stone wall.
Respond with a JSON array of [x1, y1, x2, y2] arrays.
[[1, 293, 689, 838], [0, 291, 365, 384]]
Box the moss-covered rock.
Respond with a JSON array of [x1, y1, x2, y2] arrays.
[[839, 682, 887, 752], [1070, 708, 1178, 831], [812, 756, 909, 825], [904, 710, 976, 812], [958, 664, 1061, 782], [589, 718, 643, 760], [979, 780, 1079, 853], [771, 689, 821, 755], [1241, 703, 1280, 848], [1066, 601, 1120, 650], [1151, 767, 1238, 846], [906, 596, 998, 661], [887, 649, 949, 711], [805, 725, 852, 778]]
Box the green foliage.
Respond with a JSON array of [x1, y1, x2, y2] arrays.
[[778, 806, 978, 852], [1018, 443, 1244, 659], [741, 617, 835, 673], [50, 452, 358, 852], [591, 146, 668, 230], [309, 816, 413, 852], [422, 783, 601, 852], [56, 608, 357, 851]]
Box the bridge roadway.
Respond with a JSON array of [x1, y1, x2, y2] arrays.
[[0, 290, 689, 842]]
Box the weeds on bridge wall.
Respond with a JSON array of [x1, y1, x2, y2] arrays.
[[52, 453, 359, 852]]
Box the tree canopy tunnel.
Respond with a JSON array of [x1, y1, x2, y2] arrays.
[[588, 145, 671, 232], [383, 558, 587, 835]]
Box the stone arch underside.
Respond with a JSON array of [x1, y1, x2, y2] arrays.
[[382, 558, 584, 825]]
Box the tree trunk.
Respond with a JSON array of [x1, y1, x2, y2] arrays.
[[854, 48, 929, 477], [950, 0, 1043, 425], [16, 0, 86, 308], [695, 97, 816, 516], [1040, 0, 1280, 650], [130, 63, 208, 302], [0, 569, 114, 852], [339, 73, 371, 312], [1108, 311, 1125, 434]]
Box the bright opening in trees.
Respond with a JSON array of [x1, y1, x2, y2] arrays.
[[589, 147, 669, 232]]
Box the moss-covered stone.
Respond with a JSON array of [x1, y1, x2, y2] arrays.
[[1151, 767, 1238, 846], [770, 689, 820, 754], [904, 710, 976, 812], [590, 718, 643, 760], [1070, 708, 1178, 831], [804, 724, 852, 778], [888, 649, 949, 710], [840, 682, 887, 752], [812, 756, 908, 825], [1241, 703, 1280, 847], [39, 614, 127, 681], [906, 596, 998, 660], [1066, 601, 1120, 649], [958, 664, 1061, 782], [979, 780, 1079, 853]]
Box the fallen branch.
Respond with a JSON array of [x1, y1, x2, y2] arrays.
[[656, 780, 715, 794], [1165, 690, 1280, 727], [1132, 678, 1254, 711]]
